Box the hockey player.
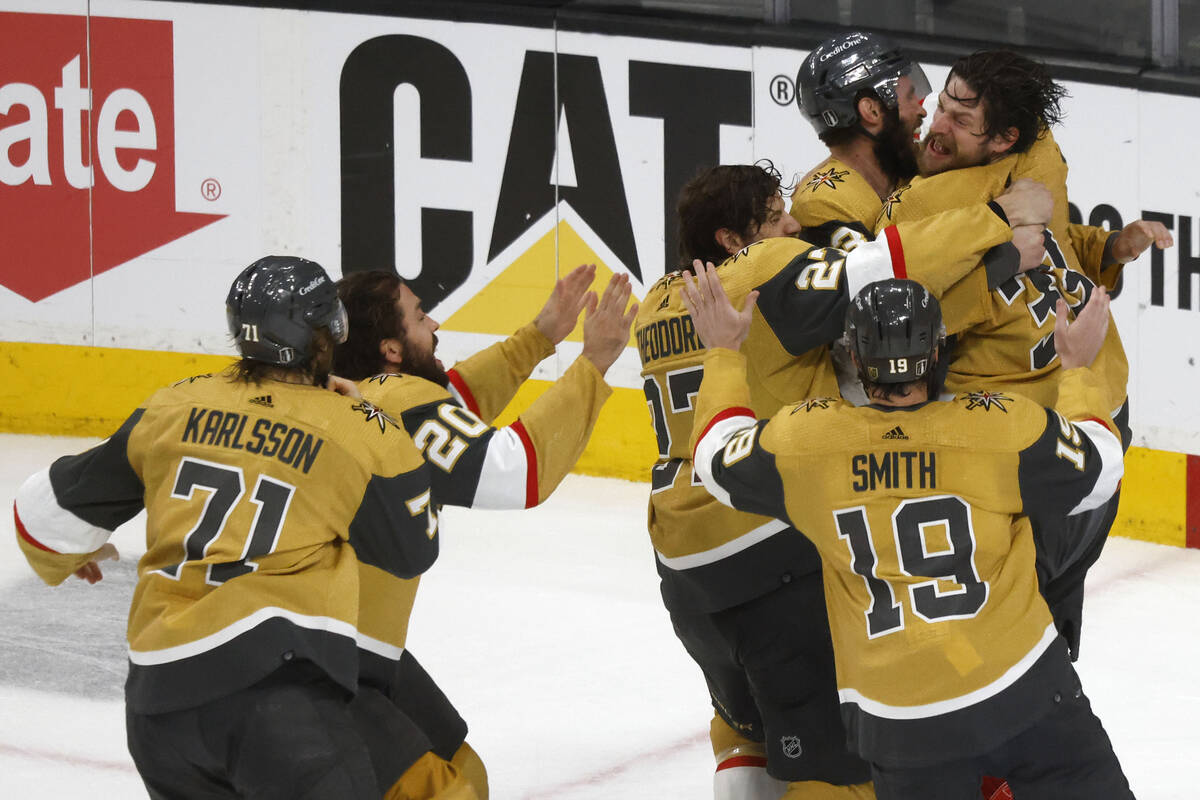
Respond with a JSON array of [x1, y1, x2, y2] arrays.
[[789, 31, 929, 249], [637, 163, 1053, 799], [683, 261, 1133, 799], [879, 52, 1174, 676], [333, 264, 637, 798], [13, 256, 457, 799]]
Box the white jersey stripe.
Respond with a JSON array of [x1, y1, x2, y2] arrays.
[[838, 622, 1059, 719], [1069, 419, 1124, 515], [656, 517, 790, 570], [470, 426, 531, 510], [15, 468, 112, 554], [843, 234, 899, 300], [128, 606, 361, 665], [692, 412, 758, 510]]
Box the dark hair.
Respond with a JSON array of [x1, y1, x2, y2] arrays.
[[227, 328, 336, 385], [948, 50, 1067, 153], [333, 270, 406, 381], [676, 160, 786, 268]]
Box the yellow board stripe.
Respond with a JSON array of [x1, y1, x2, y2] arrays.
[[0, 341, 1188, 548]]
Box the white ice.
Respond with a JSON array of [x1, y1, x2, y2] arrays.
[[1, 433, 1195, 798]]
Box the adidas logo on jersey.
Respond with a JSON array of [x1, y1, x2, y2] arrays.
[[249, 395, 273, 408], [882, 425, 908, 440]]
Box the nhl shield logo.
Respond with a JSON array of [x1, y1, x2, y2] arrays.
[[781, 735, 803, 759]]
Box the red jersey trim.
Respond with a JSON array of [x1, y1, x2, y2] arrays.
[[13, 503, 57, 553], [445, 369, 480, 417], [693, 407, 756, 461], [883, 225, 907, 279], [715, 754, 769, 771], [511, 420, 539, 508]]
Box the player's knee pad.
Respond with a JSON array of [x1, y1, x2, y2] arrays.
[[451, 742, 488, 800], [384, 751, 479, 800], [782, 780, 875, 799]]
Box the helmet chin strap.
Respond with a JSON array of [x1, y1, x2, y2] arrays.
[[854, 120, 882, 143]]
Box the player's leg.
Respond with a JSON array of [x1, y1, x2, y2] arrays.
[[992, 682, 1133, 800], [129, 661, 384, 800], [729, 570, 872, 794], [669, 604, 778, 799], [383, 752, 479, 800], [783, 780, 876, 798], [711, 713, 788, 800], [451, 743, 488, 800], [126, 703, 241, 800], [386, 651, 487, 797], [869, 757, 980, 800]]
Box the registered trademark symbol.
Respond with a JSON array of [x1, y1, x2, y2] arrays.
[[201, 178, 222, 201], [770, 74, 796, 106]]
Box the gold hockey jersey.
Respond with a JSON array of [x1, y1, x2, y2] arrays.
[[878, 131, 1129, 429], [692, 348, 1124, 766], [636, 211, 1013, 611], [355, 325, 610, 690], [14, 373, 432, 714]]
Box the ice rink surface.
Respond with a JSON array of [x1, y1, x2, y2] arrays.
[[1, 432, 1196, 798]]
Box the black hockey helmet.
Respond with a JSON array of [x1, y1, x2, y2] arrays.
[[797, 30, 931, 136], [226, 255, 348, 366], [845, 279, 943, 384]]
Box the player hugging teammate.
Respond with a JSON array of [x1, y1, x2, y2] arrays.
[[634, 32, 1169, 800]]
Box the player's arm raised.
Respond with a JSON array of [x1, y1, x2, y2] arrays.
[[1017, 287, 1124, 517], [447, 263, 596, 422], [752, 183, 1048, 355], [679, 262, 792, 523], [403, 273, 635, 510]]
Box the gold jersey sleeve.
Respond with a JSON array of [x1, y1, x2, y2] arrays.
[[1067, 223, 1122, 290], [445, 322, 555, 422]]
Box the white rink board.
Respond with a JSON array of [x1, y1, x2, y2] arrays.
[[0, 1, 1197, 450]]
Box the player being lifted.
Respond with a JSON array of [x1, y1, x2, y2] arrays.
[[683, 260, 1133, 799], [13, 256, 454, 799], [333, 264, 637, 798], [635, 162, 1053, 799]]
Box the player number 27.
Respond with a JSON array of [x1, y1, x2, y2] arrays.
[[834, 495, 989, 638], [643, 366, 704, 459]]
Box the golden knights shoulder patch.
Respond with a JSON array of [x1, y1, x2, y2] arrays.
[[964, 391, 1012, 412], [790, 397, 834, 414], [879, 185, 908, 221], [802, 167, 850, 193], [352, 400, 401, 432]]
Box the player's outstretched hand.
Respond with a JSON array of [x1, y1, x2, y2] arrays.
[[996, 178, 1053, 227], [535, 263, 597, 344], [1055, 286, 1111, 371], [326, 374, 363, 399], [581, 272, 638, 376], [1111, 219, 1175, 264], [679, 260, 756, 352], [74, 542, 119, 585], [1013, 225, 1048, 273]]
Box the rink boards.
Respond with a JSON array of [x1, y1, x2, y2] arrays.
[[0, 2, 1197, 547]]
